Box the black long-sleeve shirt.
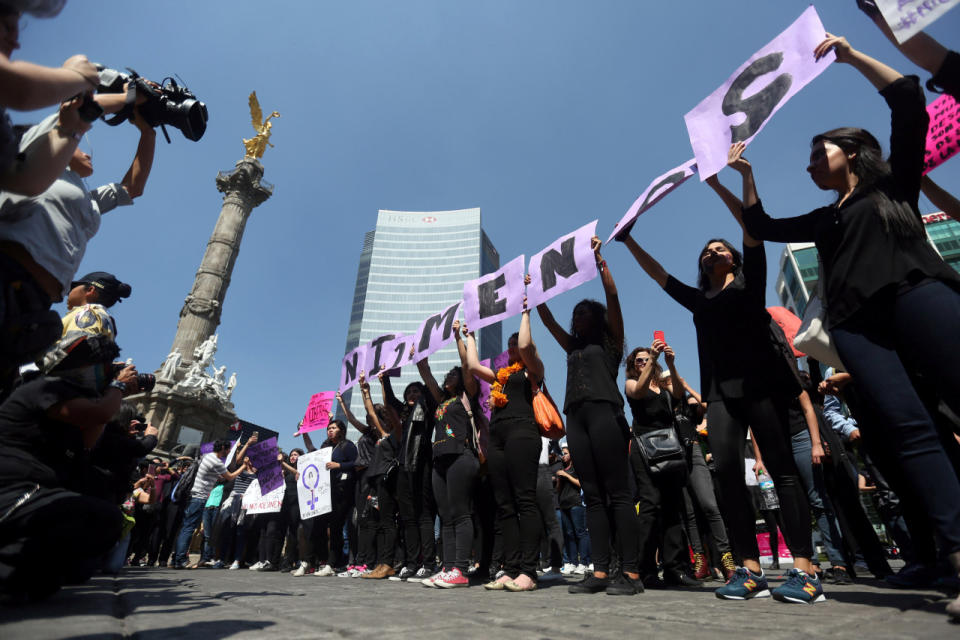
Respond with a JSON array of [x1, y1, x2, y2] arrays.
[[742, 76, 960, 329]]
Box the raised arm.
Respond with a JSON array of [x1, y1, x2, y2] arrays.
[[625, 346, 659, 400], [534, 299, 571, 352], [517, 303, 544, 384], [618, 234, 669, 288], [816, 34, 902, 92], [922, 175, 960, 223], [707, 144, 759, 246], [0, 53, 99, 111], [119, 108, 156, 199], [378, 367, 403, 414], [358, 372, 388, 438], [593, 236, 624, 349], [231, 432, 258, 469], [301, 429, 317, 453], [336, 390, 369, 434], [416, 354, 444, 404], [662, 343, 686, 401], [463, 326, 495, 384], [453, 321, 478, 398], [857, 1, 950, 78]]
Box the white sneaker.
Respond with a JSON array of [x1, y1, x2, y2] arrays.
[[315, 565, 335, 577], [337, 565, 355, 578], [228, 561, 240, 570], [422, 570, 447, 587], [587, 563, 594, 573], [574, 564, 587, 575], [561, 563, 577, 575], [255, 561, 274, 572], [291, 561, 309, 576], [349, 564, 368, 578], [248, 561, 264, 571], [539, 568, 563, 581]]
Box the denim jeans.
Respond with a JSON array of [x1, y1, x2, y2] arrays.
[[174, 497, 205, 566], [559, 505, 590, 565], [790, 430, 845, 567]]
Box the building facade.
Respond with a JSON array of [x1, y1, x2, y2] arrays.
[[776, 211, 960, 317], [341, 208, 501, 421]]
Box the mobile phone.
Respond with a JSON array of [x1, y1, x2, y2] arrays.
[[653, 330, 665, 343], [147, 464, 157, 476]]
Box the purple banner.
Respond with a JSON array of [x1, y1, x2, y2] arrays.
[[526, 220, 598, 309], [339, 343, 369, 394], [606, 159, 698, 243], [684, 6, 834, 179], [925, 94, 960, 174], [380, 334, 416, 371], [462, 255, 526, 333], [364, 333, 404, 375], [247, 436, 283, 494], [414, 301, 462, 361], [200, 439, 237, 456]]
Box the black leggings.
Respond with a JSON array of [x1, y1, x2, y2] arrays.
[[355, 472, 378, 567], [707, 396, 812, 560], [565, 401, 639, 574], [432, 451, 479, 571], [486, 420, 541, 580], [397, 461, 436, 570], [374, 473, 399, 566]]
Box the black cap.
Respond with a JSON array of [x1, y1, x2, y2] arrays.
[[71, 272, 132, 308]]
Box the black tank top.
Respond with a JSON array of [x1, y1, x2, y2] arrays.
[[627, 387, 673, 435], [564, 342, 624, 413], [491, 368, 536, 426]]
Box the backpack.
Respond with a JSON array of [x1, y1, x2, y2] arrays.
[[171, 460, 200, 504]]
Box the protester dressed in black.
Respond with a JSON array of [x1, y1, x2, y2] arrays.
[[336, 390, 378, 574], [537, 235, 641, 596], [465, 304, 544, 592]]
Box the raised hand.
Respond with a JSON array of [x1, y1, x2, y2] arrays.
[[815, 33, 853, 63], [727, 141, 752, 175]]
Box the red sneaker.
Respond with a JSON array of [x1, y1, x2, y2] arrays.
[[433, 567, 469, 588]]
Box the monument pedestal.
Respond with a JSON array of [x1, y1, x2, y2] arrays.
[[132, 378, 237, 454]]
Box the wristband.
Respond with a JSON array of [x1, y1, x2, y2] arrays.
[[108, 380, 128, 393]]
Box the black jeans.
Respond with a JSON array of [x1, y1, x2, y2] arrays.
[[355, 471, 378, 567], [432, 451, 479, 571], [685, 444, 731, 555], [486, 420, 541, 580], [374, 473, 399, 566], [630, 443, 686, 575], [707, 395, 812, 560], [564, 401, 639, 574], [397, 461, 435, 569], [832, 280, 960, 555]]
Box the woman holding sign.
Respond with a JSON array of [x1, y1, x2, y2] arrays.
[[464, 303, 544, 592], [618, 173, 818, 602], [536, 236, 642, 596], [739, 34, 960, 613], [417, 321, 483, 589]]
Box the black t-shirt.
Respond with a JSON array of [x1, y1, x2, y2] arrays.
[[564, 341, 624, 413], [787, 397, 809, 437], [367, 433, 399, 479], [355, 430, 377, 470], [491, 368, 536, 426], [664, 243, 801, 402], [556, 463, 581, 510], [399, 396, 435, 469], [627, 387, 674, 435], [433, 396, 477, 458], [742, 76, 960, 329], [0, 376, 95, 488]]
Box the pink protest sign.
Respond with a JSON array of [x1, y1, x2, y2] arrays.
[[462, 255, 526, 333], [296, 391, 335, 435], [414, 301, 462, 361], [339, 343, 369, 393], [684, 6, 834, 179], [606, 159, 698, 243], [526, 220, 598, 309], [924, 94, 960, 174]]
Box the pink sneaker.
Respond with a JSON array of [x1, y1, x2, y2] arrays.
[[433, 567, 469, 588]]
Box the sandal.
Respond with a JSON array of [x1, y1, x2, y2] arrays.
[[504, 578, 537, 592]]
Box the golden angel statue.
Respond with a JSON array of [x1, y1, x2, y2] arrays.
[[242, 91, 280, 159]]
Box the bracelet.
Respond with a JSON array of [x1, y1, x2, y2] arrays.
[[597, 259, 607, 271], [54, 125, 83, 142], [108, 380, 127, 393]]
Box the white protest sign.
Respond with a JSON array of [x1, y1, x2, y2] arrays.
[[241, 478, 285, 514], [296, 449, 333, 519], [876, 0, 959, 44]]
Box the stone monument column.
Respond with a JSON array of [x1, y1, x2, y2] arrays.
[[169, 158, 272, 363]]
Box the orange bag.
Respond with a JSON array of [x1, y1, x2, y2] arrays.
[[531, 379, 565, 439]]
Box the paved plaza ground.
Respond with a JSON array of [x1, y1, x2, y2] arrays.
[[1, 563, 958, 639]]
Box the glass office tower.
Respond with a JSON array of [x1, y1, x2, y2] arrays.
[[340, 208, 501, 422]]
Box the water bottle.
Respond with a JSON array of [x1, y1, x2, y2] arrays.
[[758, 470, 779, 510]]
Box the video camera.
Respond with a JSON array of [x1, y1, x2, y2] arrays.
[[80, 65, 208, 143]]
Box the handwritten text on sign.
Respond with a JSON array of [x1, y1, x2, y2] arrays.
[[462, 255, 526, 333], [247, 436, 283, 494], [296, 449, 332, 519], [924, 94, 960, 174], [607, 158, 698, 243], [241, 478, 285, 514], [526, 220, 598, 309], [339, 343, 369, 394], [414, 301, 462, 361], [297, 392, 336, 435], [684, 6, 834, 179], [876, 0, 959, 44]]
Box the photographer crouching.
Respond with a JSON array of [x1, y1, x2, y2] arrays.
[[0, 330, 141, 600]]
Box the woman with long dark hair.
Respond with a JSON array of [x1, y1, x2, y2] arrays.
[[618, 173, 818, 602], [536, 235, 641, 596], [417, 320, 482, 588], [738, 35, 960, 616], [464, 301, 544, 592]]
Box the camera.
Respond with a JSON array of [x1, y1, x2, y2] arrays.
[[111, 362, 156, 393], [94, 65, 208, 143]]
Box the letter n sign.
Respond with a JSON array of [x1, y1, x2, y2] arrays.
[[526, 220, 598, 309], [462, 255, 526, 332]]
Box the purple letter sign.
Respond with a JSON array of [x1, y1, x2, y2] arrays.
[[526, 220, 598, 309], [414, 301, 462, 361], [462, 255, 526, 333], [606, 158, 698, 243], [339, 343, 369, 394], [684, 6, 834, 179]]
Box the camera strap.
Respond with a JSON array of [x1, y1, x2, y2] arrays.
[[102, 75, 139, 128]]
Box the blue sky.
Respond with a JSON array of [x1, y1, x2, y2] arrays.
[[18, 1, 960, 452]]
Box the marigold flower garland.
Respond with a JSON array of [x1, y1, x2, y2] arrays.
[[490, 361, 525, 408]]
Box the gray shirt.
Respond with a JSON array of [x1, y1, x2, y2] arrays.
[[191, 452, 227, 499], [0, 112, 133, 295]]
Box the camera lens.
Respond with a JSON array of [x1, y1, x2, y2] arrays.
[[138, 373, 156, 393]]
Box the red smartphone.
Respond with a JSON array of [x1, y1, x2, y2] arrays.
[[653, 330, 665, 344]]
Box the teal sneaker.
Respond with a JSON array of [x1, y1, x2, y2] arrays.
[[771, 569, 826, 604], [714, 567, 770, 600]]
